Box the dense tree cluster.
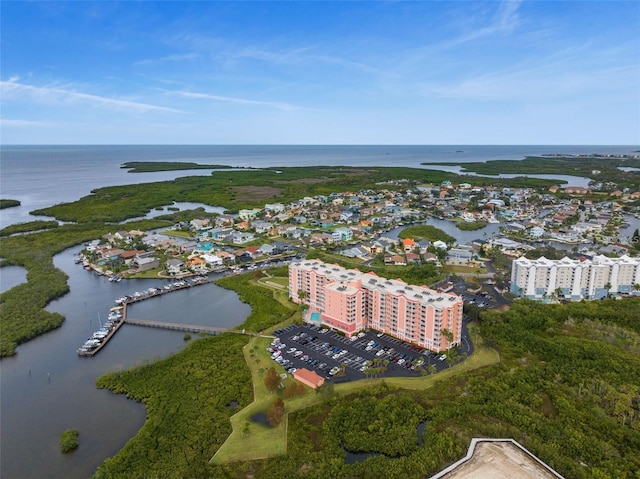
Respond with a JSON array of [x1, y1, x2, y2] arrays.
[[211, 299, 640, 479], [264, 367, 280, 394], [324, 395, 425, 457], [94, 334, 253, 479], [267, 398, 285, 427]]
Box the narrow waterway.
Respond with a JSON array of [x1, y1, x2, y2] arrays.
[[0, 246, 250, 479]]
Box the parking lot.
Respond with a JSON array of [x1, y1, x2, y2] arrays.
[[268, 322, 473, 383]]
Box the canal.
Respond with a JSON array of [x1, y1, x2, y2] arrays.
[[0, 246, 250, 479]]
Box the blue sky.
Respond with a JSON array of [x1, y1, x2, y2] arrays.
[[1, 1, 638, 144]]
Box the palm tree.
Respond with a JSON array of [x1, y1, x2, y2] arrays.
[[442, 329, 454, 356]]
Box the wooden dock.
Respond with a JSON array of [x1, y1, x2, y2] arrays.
[[77, 304, 127, 357], [124, 318, 230, 334], [77, 276, 252, 356]]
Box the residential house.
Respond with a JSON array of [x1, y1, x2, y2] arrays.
[[432, 240, 448, 250], [406, 252, 421, 264], [190, 218, 211, 231], [229, 232, 255, 244], [258, 244, 276, 256], [166, 258, 185, 275], [118, 249, 145, 266], [216, 250, 236, 264], [238, 208, 261, 221], [384, 254, 407, 266], [134, 255, 160, 272], [187, 256, 208, 272], [332, 227, 353, 242], [215, 215, 235, 227], [201, 253, 223, 267], [402, 237, 415, 253], [252, 220, 273, 234], [446, 248, 474, 266], [264, 203, 285, 214], [272, 241, 294, 254]]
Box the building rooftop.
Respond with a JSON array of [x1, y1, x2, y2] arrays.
[[296, 259, 461, 309], [431, 439, 564, 479]]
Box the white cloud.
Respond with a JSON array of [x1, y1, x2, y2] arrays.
[[134, 52, 200, 66], [170, 90, 299, 111], [0, 118, 53, 127], [0, 78, 185, 113]]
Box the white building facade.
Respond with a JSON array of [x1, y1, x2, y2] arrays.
[[510, 254, 640, 300]]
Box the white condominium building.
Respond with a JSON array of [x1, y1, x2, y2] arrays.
[[510, 254, 640, 300]]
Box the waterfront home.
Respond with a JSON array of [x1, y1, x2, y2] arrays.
[[417, 239, 431, 253], [118, 249, 146, 266], [258, 244, 276, 256], [201, 253, 223, 267], [529, 226, 545, 238], [179, 241, 198, 254], [187, 256, 208, 272], [166, 258, 185, 275], [272, 241, 294, 254], [134, 256, 160, 272], [209, 227, 233, 241]]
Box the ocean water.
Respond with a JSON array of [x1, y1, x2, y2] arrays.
[[1, 144, 637, 227]]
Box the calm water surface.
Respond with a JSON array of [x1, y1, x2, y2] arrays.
[[0, 246, 250, 479], [0, 265, 27, 294]]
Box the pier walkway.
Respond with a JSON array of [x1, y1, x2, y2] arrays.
[[124, 318, 230, 334]]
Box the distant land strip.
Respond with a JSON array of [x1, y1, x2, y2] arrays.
[[421, 155, 640, 189], [121, 161, 243, 173], [0, 199, 21, 209]]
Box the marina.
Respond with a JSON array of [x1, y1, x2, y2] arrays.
[[77, 275, 214, 356]]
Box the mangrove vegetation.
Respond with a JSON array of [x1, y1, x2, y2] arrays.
[[0, 199, 21, 209]]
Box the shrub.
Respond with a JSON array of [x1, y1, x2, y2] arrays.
[[60, 429, 79, 453]]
